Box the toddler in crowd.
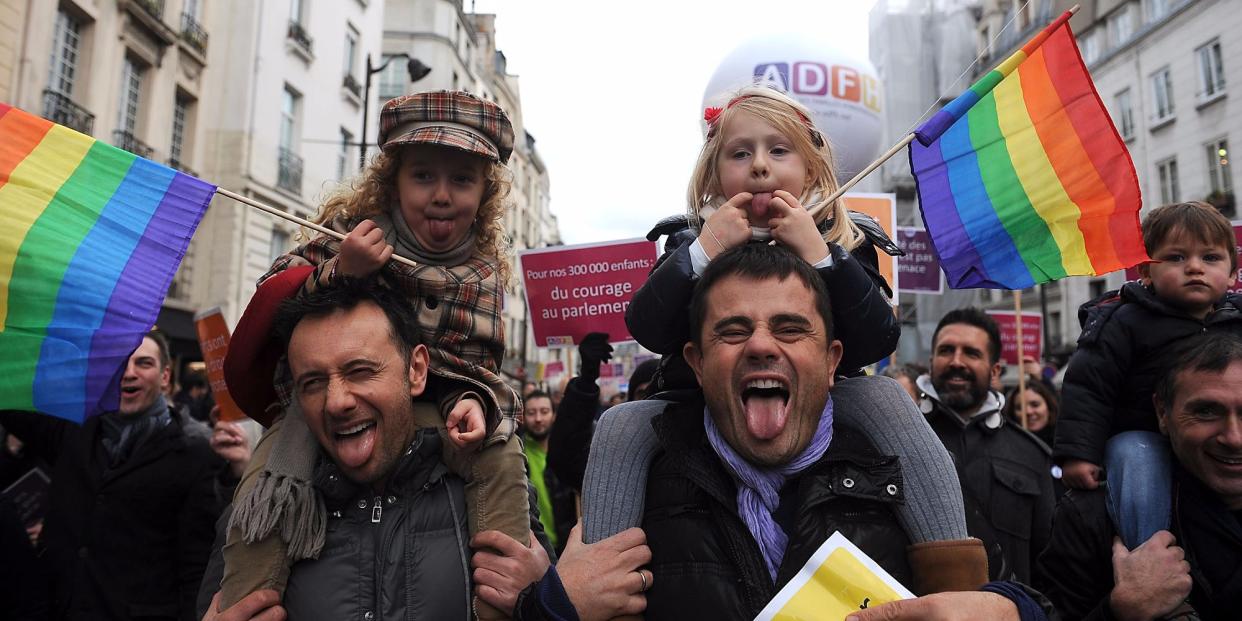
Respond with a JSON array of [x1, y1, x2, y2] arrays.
[[219, 91, 528, 618], [583, 85, 988, 593], [1057, 201, 1242, 548]]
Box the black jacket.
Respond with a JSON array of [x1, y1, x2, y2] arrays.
[[1056, 284, 1242, 465], [0, 407, 223, 621], [917, 379, 1054, 584], [640, 395, 912, 620], [625, 213, 901, 377], [546, 375, 599, 494], [1037, 468, 1242, 620]]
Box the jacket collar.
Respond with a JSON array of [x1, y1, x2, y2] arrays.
[[915, 374, 1006, 431], [314, 427, 448, 506], [1120, 281, 1242, 322]]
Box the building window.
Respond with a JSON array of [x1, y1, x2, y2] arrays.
[[269, 229, 290, 265], [1049, 310, 1062, 349], [1080, 28, 1101, 65], [280, 87, 297, 151], [1108, 4, 1134, 49], [184, 0, 200, 19], [289, 0, 303, 23], [47, 10, 81, 97], [1196, 39, 1226, 101], [278, 86, 303, 193], [1206, 138, 1232, 195], [343, 26, 358, 79], [1115, 89, 1135, 140], [1157, 157, 1179, 204], [117, 57, 142, 135], [170, 96, 189, 169], [1089, 278, 1107, 300], [1151, 67, 1174, 122], [377, 55, 406, 100], [338, 128, 352, 180], [1144, 0, 1171, 23]]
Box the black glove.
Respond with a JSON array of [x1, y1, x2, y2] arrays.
[[577, 332, 613, 382]]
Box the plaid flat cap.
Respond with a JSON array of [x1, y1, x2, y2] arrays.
[[379, 90, 515, 163]]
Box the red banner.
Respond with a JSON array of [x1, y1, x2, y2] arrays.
[[194, 307, 246, 422], [985, 310, 1043, 366], [519, 239, 658, 347]]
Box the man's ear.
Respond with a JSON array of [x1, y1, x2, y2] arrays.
[[683, 340, 705, 385], [407, 344, 430, 398], [989, 360, 1003, 385], [824, 339, 844, 390], [1153, 392, 1171, 436]]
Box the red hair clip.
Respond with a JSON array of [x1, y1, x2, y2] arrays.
[[703, 106, 723, 125]]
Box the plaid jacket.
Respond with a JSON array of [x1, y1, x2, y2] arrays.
[[262, 215, 519, 445]]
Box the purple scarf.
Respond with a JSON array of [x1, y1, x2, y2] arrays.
[[704, 396, 834, 582]]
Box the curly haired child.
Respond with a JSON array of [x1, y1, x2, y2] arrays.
[[218, 91, 528, 617]]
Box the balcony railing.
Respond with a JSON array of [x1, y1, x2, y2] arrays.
[[277, 147, 303, 193], [180, 12, 208, 54], [113, 130, 155, 158], [168, 158, 198, 178], [287, 20, 313, 54], [342, 74, 362, 97], [135, 0, 164, 20], [42, 90, 95, 135]]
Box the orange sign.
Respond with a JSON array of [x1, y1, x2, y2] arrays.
[[842, 193, 898, 303], [194, 307, 246, 422]]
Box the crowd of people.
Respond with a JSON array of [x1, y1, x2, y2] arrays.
[[2, 86, 1240, 621]]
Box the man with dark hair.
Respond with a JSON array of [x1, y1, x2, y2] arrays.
[[0, 331, 223, 621], [595, 245, 1040, 619], [204, 276, 650, 621], [1038, 332, 1242, 620], [914, 308, 1054, 583]]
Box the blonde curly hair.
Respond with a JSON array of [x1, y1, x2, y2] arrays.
[[314, 147, 513, 285], [687, 85, 863, 251]]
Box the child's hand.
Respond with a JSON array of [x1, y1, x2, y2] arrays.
[[446, 398, 486, 450], [699, 193, 754, 258], [1061, 458, 1103, 489], [767, 190, 830, 265], [337, 219, 394, 278]]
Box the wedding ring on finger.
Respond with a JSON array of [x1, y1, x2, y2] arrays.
[[634, 569, 649, 593]]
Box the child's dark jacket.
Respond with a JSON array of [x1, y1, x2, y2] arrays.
[[626, 213, 901, 374], [1054, 282, 1242, 465]]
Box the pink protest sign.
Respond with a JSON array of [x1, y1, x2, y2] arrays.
[[519, 239, 658, 347], [986, 310, 1042, 366]]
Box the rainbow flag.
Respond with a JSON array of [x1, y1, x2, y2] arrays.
[[0, 104, 214, 423], [909, 10, 1148, 290]]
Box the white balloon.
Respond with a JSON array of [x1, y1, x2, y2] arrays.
[[703, 34, 885, 180]]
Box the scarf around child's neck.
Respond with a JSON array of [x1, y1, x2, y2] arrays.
[[703, 396, 835, 582], [371, 207, 476, 266]]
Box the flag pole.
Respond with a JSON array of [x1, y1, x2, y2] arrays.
[[809, 133, 915, 221], [1014, 290, 1028, 429], [214, 187, 419, 269]]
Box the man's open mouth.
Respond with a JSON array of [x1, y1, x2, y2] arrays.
[[741, 378, 790, 441], [1209, 453, 1242, 466], [120, 386, 141, 397], [335, 421, 375, 439]]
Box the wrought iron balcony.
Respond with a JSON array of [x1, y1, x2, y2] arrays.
[[180, 12, 208, 54], [342, 74, 362, 97], [287, 20, 313, 54], [42, 90, 95, 134], [113, 130, 155, 158], [168, 158, 198, 178], [135, 0, 164, 20], [277, 147, 303, 193]]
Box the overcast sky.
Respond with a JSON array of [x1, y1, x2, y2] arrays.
[[472, 0, 877, 245]]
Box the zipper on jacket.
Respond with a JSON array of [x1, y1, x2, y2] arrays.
[[371, 495, 382, 523]]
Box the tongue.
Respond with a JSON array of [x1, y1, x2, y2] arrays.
[[750, 193, 773, 219], [744, 394, 787, 441], [427, 219, 455, 242], [336, 426, 376, 469]]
